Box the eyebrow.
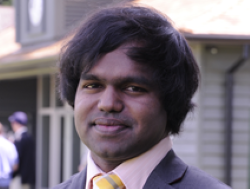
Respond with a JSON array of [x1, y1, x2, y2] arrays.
[[80, 73, 100, 81], [80, 73, 154, 88]]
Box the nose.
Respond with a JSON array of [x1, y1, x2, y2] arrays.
[[98, 86, 123, 113]]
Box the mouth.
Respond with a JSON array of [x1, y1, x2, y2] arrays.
[[93, 118, 130, 134]]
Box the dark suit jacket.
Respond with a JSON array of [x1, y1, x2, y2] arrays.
[[14, 131, 36, 185], [52, 149, 231, 189]]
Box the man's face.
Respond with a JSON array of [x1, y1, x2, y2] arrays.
[[74, 45, 167, 167], [10, 122, 19, 133]]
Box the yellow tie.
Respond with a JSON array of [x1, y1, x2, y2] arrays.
[[93, 173, 125, 189]]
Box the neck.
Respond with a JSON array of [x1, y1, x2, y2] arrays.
[[16, 126, 26, 132], [91, 153, 124, 173]]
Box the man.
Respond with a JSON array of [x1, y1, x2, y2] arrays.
[[0, 123, 18, 189], [8, 112, 35, 189], [54, 5, 231, 189]]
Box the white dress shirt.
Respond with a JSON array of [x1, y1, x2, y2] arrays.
[[85, 136, 172, 189], [0, 135, 18, 187]]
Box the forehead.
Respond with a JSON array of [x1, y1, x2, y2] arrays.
[[84, 46, 152, 79]]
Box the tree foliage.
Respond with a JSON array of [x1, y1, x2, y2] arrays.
[[0, 0, 12, 6]]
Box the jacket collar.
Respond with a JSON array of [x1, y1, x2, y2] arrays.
[[143, 149, 187, 189], [70, 150, 187, 189]]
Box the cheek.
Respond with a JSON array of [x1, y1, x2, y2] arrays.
[[74, 102, 90, 143], [74, 92, 94, 116], [140, 109, 166, 131], [74, 94, 91, 129], [130, 98, 167, 132]]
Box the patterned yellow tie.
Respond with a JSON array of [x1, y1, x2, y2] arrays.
[[93, 173, 125, 189]]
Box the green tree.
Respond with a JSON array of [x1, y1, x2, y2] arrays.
[[0, 0, 12, 6]]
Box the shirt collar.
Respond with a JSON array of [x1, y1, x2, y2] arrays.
[[14, 127, 27, 141], [85, 136, 172, 189], [86, 151, 105, 189]]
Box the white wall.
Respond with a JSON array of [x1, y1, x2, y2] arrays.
[[173, 43, 203, 169], [173, 44, 250, 189]]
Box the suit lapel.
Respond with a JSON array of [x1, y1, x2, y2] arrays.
[[143, 149, 187, 189]]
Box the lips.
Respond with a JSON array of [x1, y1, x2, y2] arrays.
[[94, 118, 126, 126], [93, 118, 129, 134]]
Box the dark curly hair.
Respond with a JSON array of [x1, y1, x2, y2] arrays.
[[58, 5, 200, 135]]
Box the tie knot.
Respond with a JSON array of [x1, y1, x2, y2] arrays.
[[93, 173, 125, 189]]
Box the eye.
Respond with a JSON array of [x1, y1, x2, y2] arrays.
[[126, 86, 147, 92], [83, 83, 102, 89]]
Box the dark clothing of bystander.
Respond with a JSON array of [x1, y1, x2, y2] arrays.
[[13, 131, 35, 185]]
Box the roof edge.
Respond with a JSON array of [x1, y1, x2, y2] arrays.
[[183, 33, 250, 42], [0, 55, 57, 70]]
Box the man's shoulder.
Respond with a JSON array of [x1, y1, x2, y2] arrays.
[[52, 169, 86, 189], [52, 179, 72, 189], [52, 173, 78, 189], [0, 136, 16, 150], [18, 131, 34, 145], [178, 166, 231, 189], [21, 131, 32, 140], [147, 150, 231, 189]]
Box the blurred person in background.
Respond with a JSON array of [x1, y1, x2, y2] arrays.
[[0, 122, 18, 189], [8, 112, 35, 189]]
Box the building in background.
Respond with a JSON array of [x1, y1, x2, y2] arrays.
[[0, 0, 249, 189]]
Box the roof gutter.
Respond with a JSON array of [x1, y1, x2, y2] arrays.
[[183, 33, 250, 43], [0, 55, 58, 80], [225, 44, 249, 186]]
